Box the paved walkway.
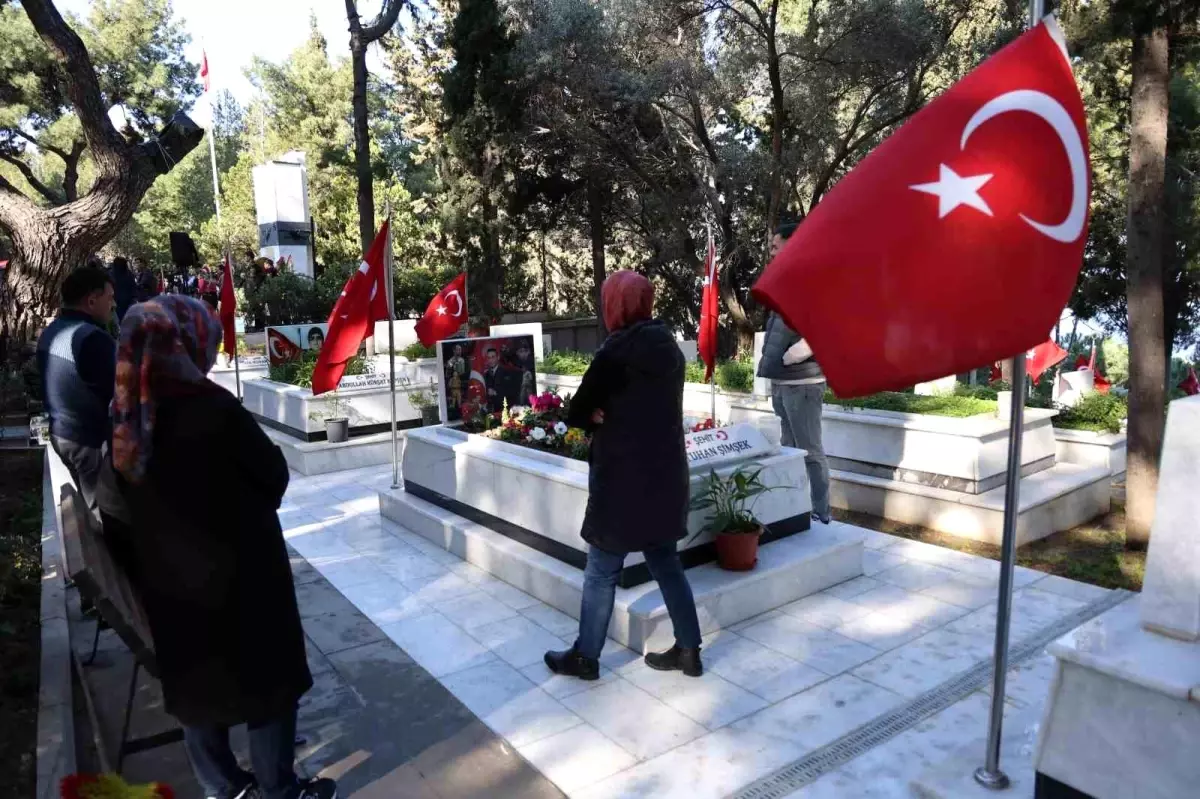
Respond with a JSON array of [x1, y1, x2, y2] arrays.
[[282, 464, 1119, 798]]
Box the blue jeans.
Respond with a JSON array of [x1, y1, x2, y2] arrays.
[[772, 383, 832, 520], [577, 544, 702, 660], [183, 710, 299, 799]]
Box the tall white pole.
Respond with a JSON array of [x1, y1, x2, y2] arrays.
[[206, 65, 222, 223], [386, 204, 400, 490], [974, 5, 1042, 792]]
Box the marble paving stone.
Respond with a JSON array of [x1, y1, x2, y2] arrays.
[[380, 612, 497, 678], [977, 651, 1057, 710], [439, 661, 583, 748], [576, 726, 807, 799], [1028, 573, 1111, 603], [438, 590, 522, 630], [874, 561, 962, 593], [371, 550, 447, 582], [521, 602, 581, 639], [851, 628, 993, 698], [560, 678, 708, 761], [780, 593, 873, 629], [728, 610, 786, 634], [314, 555, 390, 592], [301, 609, 387, 656], [517, 724, 638, 793], [859, 529, 903, 550], [885, 538, 968, 568], [739, 612, 881, 675], [618, 661, 770, 731], [595, 639, 641, 672], [520, 661, 621, 700], [822, 575, 881, 600], [335, 522, 414, 556], [920, 576, 998, 610], [834, 611, 929, 652], [398, 571, 477, 604], [863, 550, 908, 577], [850, 585, 969, 630], [469, 616, 574, 669], [335, 578, 429, 626], [729, 674, 905, 750], [478, 578, 543, 611], [701, 632, 829, 704], [294, 578, 359, 618]]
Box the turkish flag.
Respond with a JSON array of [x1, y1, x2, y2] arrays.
[[751, 17, 1089, 398], [697, 228, 719, 383], [201, 50, 210, 93], [989, 362, 1003, 382], [1027, 339, 1067, 384], [267, 329, 301, 365], [1180, 368, 1200, 397], [219, 256, 237, 358], [415, 273, 468, 347], [311, 222, 392, 395]]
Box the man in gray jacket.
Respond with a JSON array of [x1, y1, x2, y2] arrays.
[[756, 222, 831, 522]]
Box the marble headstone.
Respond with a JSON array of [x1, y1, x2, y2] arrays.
[[1140, 395, 1200, 641]]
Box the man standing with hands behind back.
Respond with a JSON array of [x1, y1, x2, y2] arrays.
[[757, 222, 831, 523], [37, 265, 118, 521]]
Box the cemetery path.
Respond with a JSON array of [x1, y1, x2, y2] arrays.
[[276, 463, 1127, 799]]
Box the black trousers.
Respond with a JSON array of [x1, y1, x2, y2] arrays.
[[182, 709, 300, 799]]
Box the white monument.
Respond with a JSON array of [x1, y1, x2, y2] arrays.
[[1052, 368, 1095, 408], [252, 151, 313, 277], [1035, 395, 1200, 797], [914, 374, 958, 395]]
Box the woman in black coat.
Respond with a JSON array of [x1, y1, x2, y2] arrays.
[[544, 271, 703, 680], [112, 296, 335, 799]]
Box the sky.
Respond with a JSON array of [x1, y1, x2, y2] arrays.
[[59, 0, 390, 126]]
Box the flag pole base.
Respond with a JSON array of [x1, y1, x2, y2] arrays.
[[973, 767, 1011, 791]]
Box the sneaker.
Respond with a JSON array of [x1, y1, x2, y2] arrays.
[[644, 645, 703, 677], [207, 778, 257, 799], [296, 778, 337, 799], [544, 645, 600, 681]]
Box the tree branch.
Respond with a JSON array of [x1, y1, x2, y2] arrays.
[[12, 128, 69, 161], [19, 0, 128, 170], [362, 0, 405, 43], [0, 152, 63, 204]]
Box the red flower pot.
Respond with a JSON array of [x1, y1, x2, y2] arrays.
[[715, 526, 763, 571]]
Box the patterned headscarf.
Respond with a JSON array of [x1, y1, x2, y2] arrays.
[[601, 271, 654, 333], [113, 295, 221, 483]]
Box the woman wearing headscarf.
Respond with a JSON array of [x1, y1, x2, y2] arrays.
[[111, 296, 335, 799], [544, 271, 703, 680]]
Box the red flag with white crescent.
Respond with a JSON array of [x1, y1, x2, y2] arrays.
[[219, 256, 236, 357], [415, 273, 468, 347], [311, 221, 391, 395], [697, 227, 719, 383], [751, 17, 1089, 398], [201, 50, 210, 93]]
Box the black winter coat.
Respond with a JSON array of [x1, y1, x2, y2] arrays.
[[567, 319, 689, 555], [119, 383, 311, 726]]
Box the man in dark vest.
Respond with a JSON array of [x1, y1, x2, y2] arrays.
[[756, 222, 831, 523], [37, 265, 118, 520]]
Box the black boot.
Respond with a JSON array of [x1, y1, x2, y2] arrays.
[[544, 645, 600, 681], [644, 645, 703, 677]]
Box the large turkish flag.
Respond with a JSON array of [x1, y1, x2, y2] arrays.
[[752, 17, 1089, 398]]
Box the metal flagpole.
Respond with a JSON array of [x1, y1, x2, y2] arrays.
[[205, 45, 222, 223], [975, 6, 1043, 788], [225, 246, 242, 401], [385, 203, 400, 490]]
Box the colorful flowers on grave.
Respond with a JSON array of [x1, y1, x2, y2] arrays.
[[691, 418, 716, 432], [468, 390, 591, 460]]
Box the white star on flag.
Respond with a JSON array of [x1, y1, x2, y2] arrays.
[[436, 305, 446, 315], [910, 164, 994, 219]]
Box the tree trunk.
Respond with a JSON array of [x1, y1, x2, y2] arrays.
[[1124, 24, 1170, 551], [763, 5, 785, 254], [350, 39, 375, 253], [588, 174, 607, 339]]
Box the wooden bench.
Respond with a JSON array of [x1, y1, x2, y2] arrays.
[[59, 485, 183, 771]]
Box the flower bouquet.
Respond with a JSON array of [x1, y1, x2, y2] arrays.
[[62, 774, 173, 799], [467, 392, 591, 460]]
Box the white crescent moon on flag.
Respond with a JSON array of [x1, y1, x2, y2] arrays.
[[960, 89, 1087, 244], [445, 289, 464, 318], [268, 336, 285, 359]]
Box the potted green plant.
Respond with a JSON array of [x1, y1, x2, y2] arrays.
[[409, 378, 441, 426], [311, 390, 349, 443], [688, 466, 779, 571]]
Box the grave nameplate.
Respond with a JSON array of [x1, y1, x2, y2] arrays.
[[685, 423, 775, 469]]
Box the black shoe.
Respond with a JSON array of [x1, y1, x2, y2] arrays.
[[645, 645, 703, 677], [296, 778, 337, 799], [544, 645, 600, 681]]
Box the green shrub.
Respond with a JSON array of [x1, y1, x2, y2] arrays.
[[538, 350, 593, 376], [268, 350, 369, 389], [823, 390, 997, 418], [399, 341, 437, 360], [715, 358, 754, 393], [1054, 392, 1127, 433]]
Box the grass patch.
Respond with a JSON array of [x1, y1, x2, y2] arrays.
[[823, 390, 997, 418], [540, 349, 756, 393], [397, 341, 437, 360], [0, 449, 44, 798], [537, 350, 593, 376], [1052, 392, 1127, 434], [835, 502, 1143, 591], [267, 350, 370, 388]]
